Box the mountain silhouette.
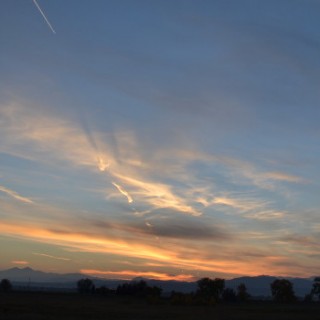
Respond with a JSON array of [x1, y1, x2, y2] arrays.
[[0, 267, 88, 283], [0, 267, 315, 297]]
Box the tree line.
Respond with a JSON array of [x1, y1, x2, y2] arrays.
[[77, 278, 162, 298], [1, 276, 320, 305], [75, 276, 320, 305]]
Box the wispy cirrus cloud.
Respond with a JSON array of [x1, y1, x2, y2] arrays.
[[245, 210, 286, 220], [263, 172, 306, 183], [0, 185, 33, 204], [111, 182, 133, 204], [0, 101, 306, 222], [112, 173, 202, 217], [196, 193, 286, 221], [0, 103, 111, 171], [0, 103, 202, 216], [212, 196, 266, 212], [212, 155, 306, 191]]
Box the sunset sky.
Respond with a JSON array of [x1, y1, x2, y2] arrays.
[[1, 0, 320, 281]]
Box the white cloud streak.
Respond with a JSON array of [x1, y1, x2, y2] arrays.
[[0, 185, 33, 204], [112, 182, 133, 203], [32, 252, 71, 261], [32, 0, 56, 34]]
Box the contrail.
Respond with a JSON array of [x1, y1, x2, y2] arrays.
[[33, 0, 56, 34], [32, 252, 71, 261]]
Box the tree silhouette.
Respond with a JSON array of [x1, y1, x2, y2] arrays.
[[311, 277, 320, 301], [270, 279, 296, 303], [0, 279, 12, 293], [77, 278, 95, 294], [197, 277, 225, 301], [237, 283, 250, 302]]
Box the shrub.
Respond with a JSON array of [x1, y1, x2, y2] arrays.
[[0, 279, 12, 293]]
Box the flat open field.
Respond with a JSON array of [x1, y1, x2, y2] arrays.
[[1, 292, 320, 320]]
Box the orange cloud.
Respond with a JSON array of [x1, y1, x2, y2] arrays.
[[11, 260, 29, 265], [0, 220, 315, 278], [0, 221, 175, 264]]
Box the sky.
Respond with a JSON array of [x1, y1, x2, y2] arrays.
[[0, 0, 320, 281]]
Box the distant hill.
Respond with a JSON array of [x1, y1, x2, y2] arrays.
[[0, 267, 316, 297], [0, 267, 86, 283], [0, 267, 126, 290]]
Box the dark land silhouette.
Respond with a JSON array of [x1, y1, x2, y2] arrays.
[[0, 267, 316, 297], [1, 269, 320, 319]]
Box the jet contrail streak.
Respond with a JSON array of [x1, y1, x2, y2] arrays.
[[33, 0, 56, 34]]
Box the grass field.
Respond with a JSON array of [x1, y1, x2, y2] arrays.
[[1, 292, 320, 320]]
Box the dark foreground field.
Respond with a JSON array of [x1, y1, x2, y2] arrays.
[[1, 292, 320, 320]]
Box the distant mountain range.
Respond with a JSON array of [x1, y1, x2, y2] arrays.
[[0, 267, 85, 282], [0, 267, 316, 297]]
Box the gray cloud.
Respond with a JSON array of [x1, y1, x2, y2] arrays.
[[90, 214, 231, 242], [280, 234, 320, 249], [144, 220, 230, 241]]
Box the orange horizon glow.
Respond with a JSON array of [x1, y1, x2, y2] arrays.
[[81, 269, 196, 281], [0, 221, 316, 279]]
